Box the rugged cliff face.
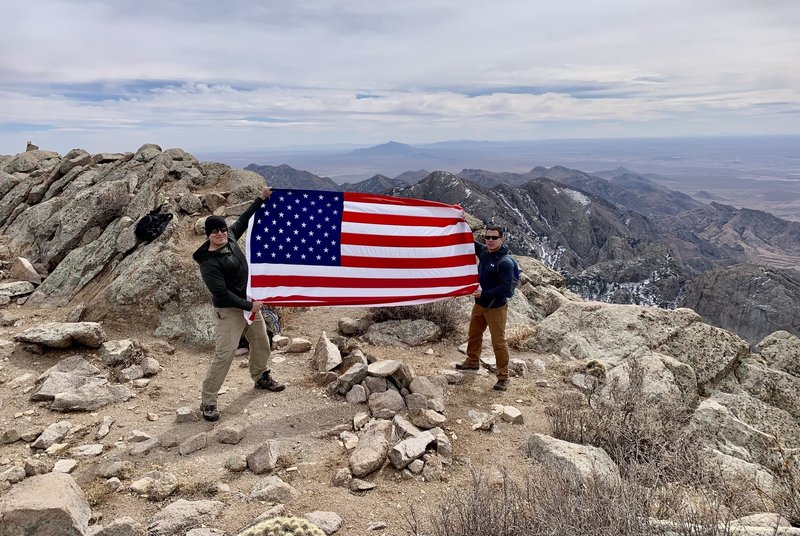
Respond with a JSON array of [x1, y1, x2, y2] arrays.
[[679, 264, 800, 344]]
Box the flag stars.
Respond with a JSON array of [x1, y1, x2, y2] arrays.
[[251, 189, 342, 268]]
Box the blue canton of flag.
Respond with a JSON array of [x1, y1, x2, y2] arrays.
[[250, 190, 344, 267]]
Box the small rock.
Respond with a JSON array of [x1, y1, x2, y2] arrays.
[[349, 478, 376, 492], [176, 406, 200, 423], [105, 477, 123, 491], [96, 416, 114, 439], [216, 423, 246, 445], [225, 455, 248, 472], [53, 459, 78, 473], [179, 432, 208, 456], [129, 437, 160, 456]]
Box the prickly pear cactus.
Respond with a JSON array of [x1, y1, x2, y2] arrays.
[[236, 516, 326, 536]]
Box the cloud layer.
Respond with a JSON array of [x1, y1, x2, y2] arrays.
[[1, 0, 799, 154]]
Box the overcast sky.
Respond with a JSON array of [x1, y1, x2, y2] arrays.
[[1, 0, 798, 155]]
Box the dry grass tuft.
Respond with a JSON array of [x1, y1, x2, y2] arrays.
[[407, 466, 743, 536], [506, 324, 537, 350]]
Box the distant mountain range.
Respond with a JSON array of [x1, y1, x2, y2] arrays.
[[243, 159, 800, 343]]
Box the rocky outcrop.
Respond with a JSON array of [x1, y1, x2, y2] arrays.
[[530, 301, 748, 393], [2, 144, 265, 346]]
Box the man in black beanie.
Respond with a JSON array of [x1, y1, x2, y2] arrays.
[[192, 186, 285, 422]]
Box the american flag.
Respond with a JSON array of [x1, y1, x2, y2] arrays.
[[245, 189, 479, 307]]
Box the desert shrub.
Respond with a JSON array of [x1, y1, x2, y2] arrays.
[[770, 444, 800, 526], [506, 324, 537, 350], [407, 466, 739, 536], [546, 357, 704, 486], [369, 299, 465, 337], [545, 357, 773, 524]]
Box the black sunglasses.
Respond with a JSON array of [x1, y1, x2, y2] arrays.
[[485, 235, 501, 240]]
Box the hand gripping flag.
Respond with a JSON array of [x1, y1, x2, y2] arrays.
[[245, 189, 478, 307]]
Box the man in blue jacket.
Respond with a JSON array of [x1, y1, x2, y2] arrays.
[[193, 186, 285, 422], [455, 226, 514, 391]]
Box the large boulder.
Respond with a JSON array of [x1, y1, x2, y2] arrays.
[[531, 301, 748, 392], [522, 433, 620, 484], [14, 322, 106, 349], [349, 420, 392, 477], [0, 472, 91, 536], [755, 330, 800, 377]]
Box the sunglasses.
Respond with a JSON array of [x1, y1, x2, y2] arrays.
[[485, 235, 501, 240], [210, 228, 228, 235]]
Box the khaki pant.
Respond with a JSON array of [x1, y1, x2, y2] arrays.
[[201, 307, 271, 406], [465, 303, 509, 380]]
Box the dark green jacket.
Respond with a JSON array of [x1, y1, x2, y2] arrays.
[[192, 196, 265, 311]]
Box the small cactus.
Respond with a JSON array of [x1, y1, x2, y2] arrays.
[[236, 516, 326, 536]]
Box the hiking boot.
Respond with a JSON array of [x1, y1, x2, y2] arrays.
[[255, 371, 285, 392], [201, 404, 220, 422], [455, 361, 480, 371], [492, 379, 509, 391]]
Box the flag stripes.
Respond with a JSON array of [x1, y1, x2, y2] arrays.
[[246, 189, 478, 307]]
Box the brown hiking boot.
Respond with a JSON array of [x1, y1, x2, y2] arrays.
[[455, 361, 480, 371]]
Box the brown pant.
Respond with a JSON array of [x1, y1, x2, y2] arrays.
[[201, 307, 271, 406], [465, 303, 509, 380]]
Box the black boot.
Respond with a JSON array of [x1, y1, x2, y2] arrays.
[[254, 371, 285, 392], [200, 404, 220, 421]]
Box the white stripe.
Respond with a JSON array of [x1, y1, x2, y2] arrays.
[[250, 284, 474, 299], [341, 243, 474, 258], [266, 296, 461, 308], [249, 263, 477, 278], [344, 200, 460, 218], [342, 221, 470, 236]]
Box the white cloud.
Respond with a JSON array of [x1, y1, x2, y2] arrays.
[[1, 0, 798, 154]]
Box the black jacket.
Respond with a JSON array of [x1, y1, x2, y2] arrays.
[[474, 242, 514, 309], [193, 196, 265, 311]]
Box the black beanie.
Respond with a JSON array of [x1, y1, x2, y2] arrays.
[[204, 215, 228, 236]]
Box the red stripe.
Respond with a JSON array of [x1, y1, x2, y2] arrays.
[[341, 254, 476, 269], [251, 274, 478, 289], [342, 211, 462, 227], [261, 284, 478, 306], [345, 191, 462, 210], [341, 232, 474, 248]]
